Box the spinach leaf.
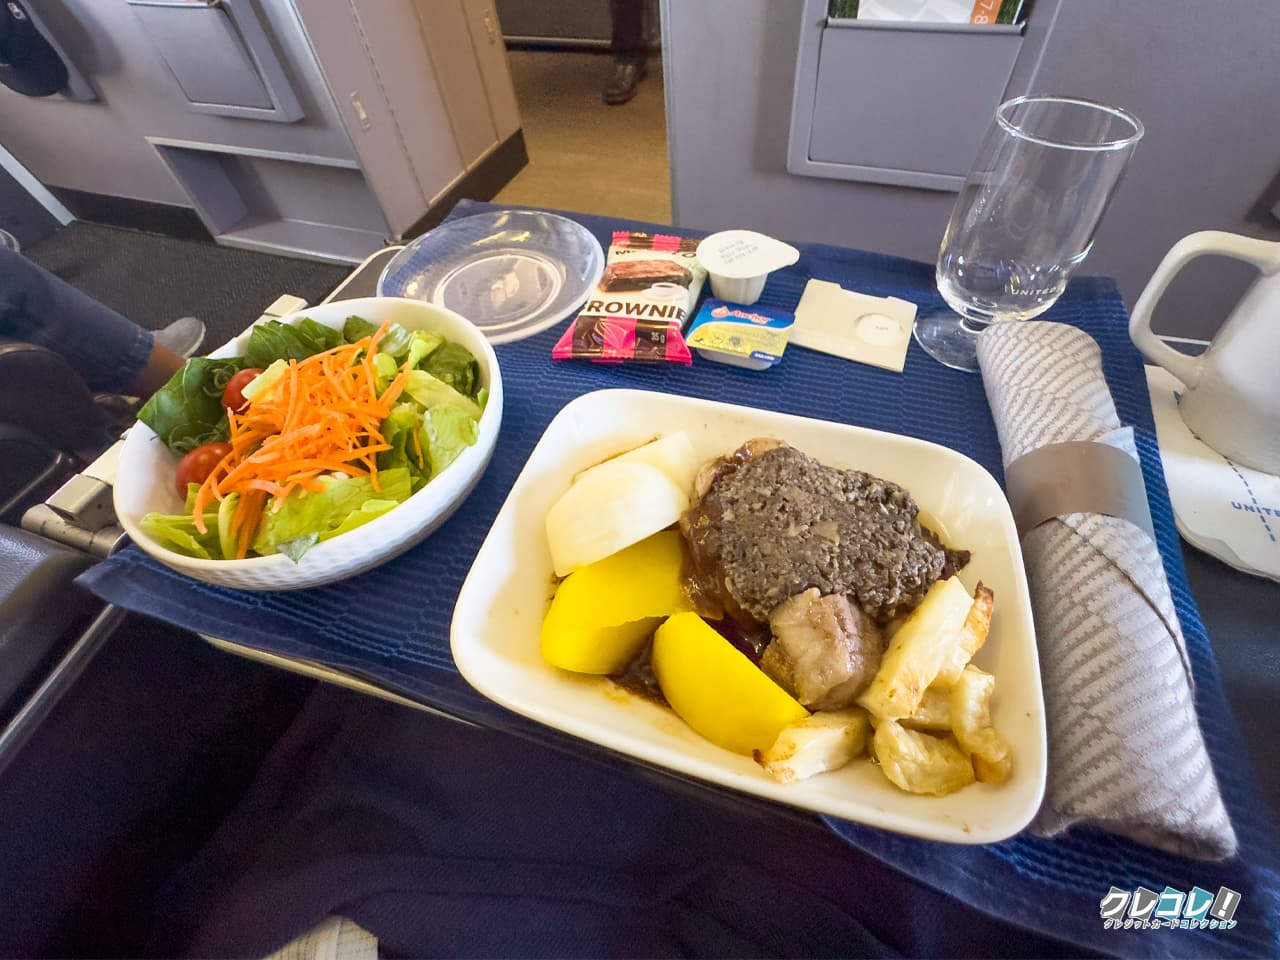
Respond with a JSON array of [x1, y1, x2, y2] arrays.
[[137, 356, 248, 454], [244, 318, 341, 367], [343, 315, 378, 343]]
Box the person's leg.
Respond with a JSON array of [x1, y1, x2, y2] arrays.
[[609, 0, 645, 64], [604, 0, 647, 105], [0, 246, 181, 396], [127, 340, 187, 398]]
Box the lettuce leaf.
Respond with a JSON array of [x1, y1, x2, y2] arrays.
[[346, 316, 443, 371], [344, 315, 420, 359], [276, 533, 319, 563], [272, 498, 399, 562], [374, 323, 413, 360], [403, 371, 482, 419], [405, 330, 444, 369], [373, 351, 399, 395], [423, 404, 480, 476], [420, 341, 479, 397], [377, 403, 430, 491], [141, 489, 234, 560], [325, 498, 401, 539], [251, 468, 413, 559], [140, 508, 222, 559], [217, 492, 239, 560]]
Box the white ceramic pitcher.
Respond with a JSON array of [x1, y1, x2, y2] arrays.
[[1130, 230, 1280, 475]]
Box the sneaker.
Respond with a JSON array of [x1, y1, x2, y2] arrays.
[[603, 60, 647, 105], [154, 316, 206, 358]]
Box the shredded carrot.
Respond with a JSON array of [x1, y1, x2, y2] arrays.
[[410, 423, 425, 471], [192, 323, 411, 556]]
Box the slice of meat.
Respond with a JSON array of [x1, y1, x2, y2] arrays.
[[692, 437, 785, 500], [681, 442, 960, 624], [683, 438, 787, 623], [760, 589, 886, 710]]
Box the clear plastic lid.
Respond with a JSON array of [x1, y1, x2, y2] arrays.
[[378, 210, 605, 344]]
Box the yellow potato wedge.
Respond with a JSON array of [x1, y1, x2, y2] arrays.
[[857, 577, 973, 720], [753, 709, 870, 784], [873, 720, 975, 796], [540, 531, 690, 674], [653, 612, 809, 756], [949, 665, 1013, 785], [935, 583, 995, 687]]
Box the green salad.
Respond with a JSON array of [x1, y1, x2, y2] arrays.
[[136, 315, 486, 563]]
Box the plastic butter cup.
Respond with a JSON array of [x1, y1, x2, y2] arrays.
[[686, 299, 794, 371], [695, 230, 800, 307]]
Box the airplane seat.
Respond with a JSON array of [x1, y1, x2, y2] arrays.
[[0, 523, 100, 729], [0, 338, 127, 762]]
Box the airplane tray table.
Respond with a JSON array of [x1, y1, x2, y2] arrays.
[[79, 200, 1280, 958]]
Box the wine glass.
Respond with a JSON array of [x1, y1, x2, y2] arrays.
[[914, 95, 1144, 372]]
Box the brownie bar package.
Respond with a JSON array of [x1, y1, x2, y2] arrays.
[[553, 231, 707, 363]]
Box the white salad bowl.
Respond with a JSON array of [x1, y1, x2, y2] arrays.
[[114, 297, 503, 591], [452, 389, 1046, 844]]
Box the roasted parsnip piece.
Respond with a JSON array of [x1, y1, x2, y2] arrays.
[[873, 719, 975, 796], [901, 686, 952, 732], [858, 577, 972, 720], [754, 709, 870, 784], [935, 583, 995, 687], [950, 665, 1013, 784]]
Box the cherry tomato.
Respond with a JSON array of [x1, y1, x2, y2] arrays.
[[222, 367, 263, 413], [176, 442, 231, 499]]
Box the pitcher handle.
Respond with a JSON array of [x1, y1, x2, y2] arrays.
[[1129, 230, 1280, 386]]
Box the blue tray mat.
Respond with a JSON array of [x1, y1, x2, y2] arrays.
[[82, 200, 1279, 956]]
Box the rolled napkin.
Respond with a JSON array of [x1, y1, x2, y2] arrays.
[[977, 321, 1237, 860]]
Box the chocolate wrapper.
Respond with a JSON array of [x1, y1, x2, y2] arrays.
[[553, 231, 706, 364]]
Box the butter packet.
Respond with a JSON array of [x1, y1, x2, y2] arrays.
[[686, 299, 794, 371]]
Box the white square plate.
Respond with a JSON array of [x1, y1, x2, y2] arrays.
[[451, 389, 1046, 843]]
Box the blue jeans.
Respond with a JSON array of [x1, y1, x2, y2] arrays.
[[0, 246, 153, 394]]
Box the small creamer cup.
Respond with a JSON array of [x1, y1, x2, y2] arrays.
[[696, 230, 799, 307], [709, 273, 769, 306]]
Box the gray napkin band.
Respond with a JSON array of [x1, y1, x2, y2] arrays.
[[1005, 440, 1155, 540]]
